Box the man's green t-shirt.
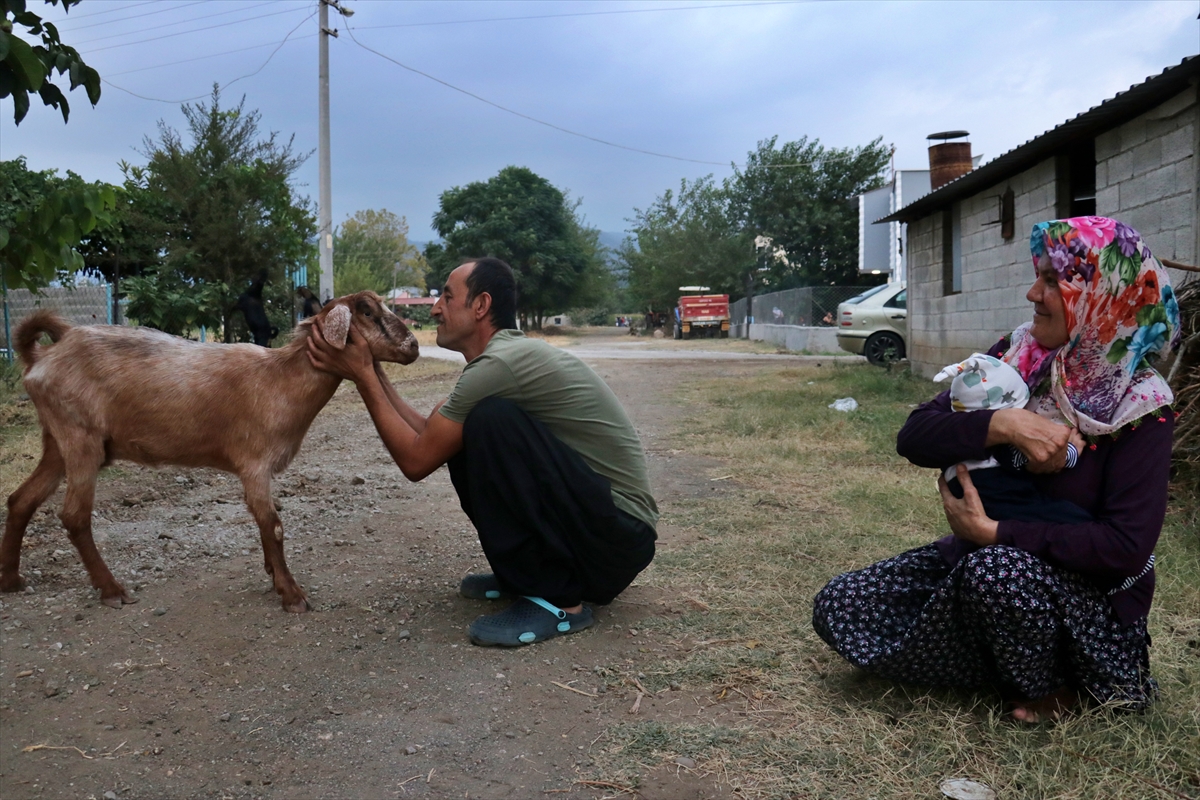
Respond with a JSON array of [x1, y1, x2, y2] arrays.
[[438, 330, 659, 530]]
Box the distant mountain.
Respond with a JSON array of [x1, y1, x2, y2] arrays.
[[597, 231, 627, 252]]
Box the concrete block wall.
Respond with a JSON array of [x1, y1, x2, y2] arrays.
[[907, 159, 1059, 377], [1095, 85, 1198, 287], [908, 85, 1198, 378]]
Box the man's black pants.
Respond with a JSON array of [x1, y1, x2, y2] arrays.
[[447, 396, 656, 608]]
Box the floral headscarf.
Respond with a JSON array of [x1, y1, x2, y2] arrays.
[[1002, 217, 1180, 437]]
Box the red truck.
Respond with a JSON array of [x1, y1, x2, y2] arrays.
[[674, 293, 730, 339]]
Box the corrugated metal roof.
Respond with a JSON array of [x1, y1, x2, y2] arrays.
[[876, 56, 1199, 224]]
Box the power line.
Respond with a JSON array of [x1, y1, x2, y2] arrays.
[[72, 1, 280, 44], [356, 1, 806, 31], [86, 5, 313, 54], [343, 24, 735, 167], [344, 25, 819, 170], [102, 9, 316, 104], [59, 0, 208, 33], [54, 0, 165, 23], [106, 34, 317, 78]]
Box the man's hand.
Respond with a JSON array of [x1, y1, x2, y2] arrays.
[[988, 407, 1072, 473], [937, 465, 999, 546], [307, 319, 375, 384]]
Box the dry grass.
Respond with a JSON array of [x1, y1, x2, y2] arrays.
[[589, 363, 1200, 799]]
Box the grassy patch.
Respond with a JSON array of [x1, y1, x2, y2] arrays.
[[0, 358, 42, 498], [591, 363, 1200, 799]]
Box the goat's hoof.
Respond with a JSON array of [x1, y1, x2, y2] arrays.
[[0, 573, 27, 593], [282, 597, 310, 613], [101, 592, 138, 609]]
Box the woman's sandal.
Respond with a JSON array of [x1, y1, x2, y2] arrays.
[[459, 573, 513, 601], [468, 597, 594, 646]]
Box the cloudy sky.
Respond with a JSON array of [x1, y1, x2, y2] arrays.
[[2, 0, 1197, 239]]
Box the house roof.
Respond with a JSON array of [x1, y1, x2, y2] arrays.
[[876, 56, 1200, 224]]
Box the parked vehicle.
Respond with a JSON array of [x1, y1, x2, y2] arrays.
[[835, 282, 907, 365], [674, 294, 730, 339]]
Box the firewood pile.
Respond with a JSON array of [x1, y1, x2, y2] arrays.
[[1169, 276, 1200, 487]]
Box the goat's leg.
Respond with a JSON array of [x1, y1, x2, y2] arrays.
[[1, 432, 66, 593], [240, 473, 309, 613], [59, 439, 135, 608]]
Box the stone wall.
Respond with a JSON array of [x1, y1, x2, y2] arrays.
[[907, 85, 1198, 378]]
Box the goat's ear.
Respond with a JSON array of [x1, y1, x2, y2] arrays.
[[324, 304, 351, 350]]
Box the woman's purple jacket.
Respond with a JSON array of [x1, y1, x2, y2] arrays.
[[896, 388, 1172, 626]]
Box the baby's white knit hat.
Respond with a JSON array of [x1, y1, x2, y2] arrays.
[[933, 353, 1030, 412]]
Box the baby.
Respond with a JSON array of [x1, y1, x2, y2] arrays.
[[933, 353, 1090, 524]]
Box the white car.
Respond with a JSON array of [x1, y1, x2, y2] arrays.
[[836, 283, 907, 365]]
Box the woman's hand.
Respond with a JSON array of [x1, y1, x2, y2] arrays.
[[306, 319, 375, 384], [937, 466, 999, 546], [988, 407, 1073, 473]]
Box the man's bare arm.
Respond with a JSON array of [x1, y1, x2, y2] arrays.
[[354, 375, 463, 481], [373, 362, 430, 434], [307, 322, 462, 480]]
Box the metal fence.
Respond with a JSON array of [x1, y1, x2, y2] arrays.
[[2, 282, 115, 359], [730, 285, 865, 328]]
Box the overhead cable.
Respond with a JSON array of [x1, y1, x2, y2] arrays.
[[344, 25, 734, 167], [52, 0, 165, 24], [357, 1, 805, 31], [344, 25, 815, 170], [106, 34, 317, 78], [86, 5, 312, 54], [103, 9, 315, 104], [58, 0, 208, 33], [71, 1, 279, 44]]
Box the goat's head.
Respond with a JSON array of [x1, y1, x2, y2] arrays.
[[309, 292, 419, 365]]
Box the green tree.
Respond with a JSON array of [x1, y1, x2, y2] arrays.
[[0, 1, 112, 295], [726, 136, 891, 287], [1, 0, 100, 125], [122, 86, 317, 340], [334, 209, 425, 296], [0, 155, 116, 291], [425, 166, 602, 328], [621, 175, 751, 313]]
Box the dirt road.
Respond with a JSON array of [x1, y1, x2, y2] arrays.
[[0, 335, 787, 800]]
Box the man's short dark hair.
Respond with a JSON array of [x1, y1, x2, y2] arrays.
[[463, 257, 518, 330]]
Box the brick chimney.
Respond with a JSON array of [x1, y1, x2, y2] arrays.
[[927, 130, 972, 191]]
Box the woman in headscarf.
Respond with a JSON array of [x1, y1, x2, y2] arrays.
[[812, 217, 1181, 722]]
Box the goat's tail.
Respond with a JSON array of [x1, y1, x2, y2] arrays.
[[14, 310, 71, 372]]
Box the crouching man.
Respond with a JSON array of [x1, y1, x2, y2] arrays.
[[307, 258, 657, 646]]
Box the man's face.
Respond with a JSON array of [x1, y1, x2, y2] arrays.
[[431, 263, 478, 351]]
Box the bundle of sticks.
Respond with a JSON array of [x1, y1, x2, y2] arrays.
[[1165, 259, 1200, 486]]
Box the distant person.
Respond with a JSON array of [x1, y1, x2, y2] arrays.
[[813, 217, 1179, 723], [235, 270, 277, 347], [822, 311, 835, 326], [307, 257, 658, 647], [298, 286, 323, 319]]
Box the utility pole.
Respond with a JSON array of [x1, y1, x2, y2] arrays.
[[317, 0, 352, 303]]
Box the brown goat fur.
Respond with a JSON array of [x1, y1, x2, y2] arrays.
[[2, 292, 417, 613]]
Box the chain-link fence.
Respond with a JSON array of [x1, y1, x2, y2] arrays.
[[730, 286, 866, 328], [2, 283, 115, 360]]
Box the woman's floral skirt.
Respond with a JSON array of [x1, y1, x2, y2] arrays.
[[811, 544, 1156, 710]]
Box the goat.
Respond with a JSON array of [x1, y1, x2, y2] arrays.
[[2, 293, 417, 613]]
